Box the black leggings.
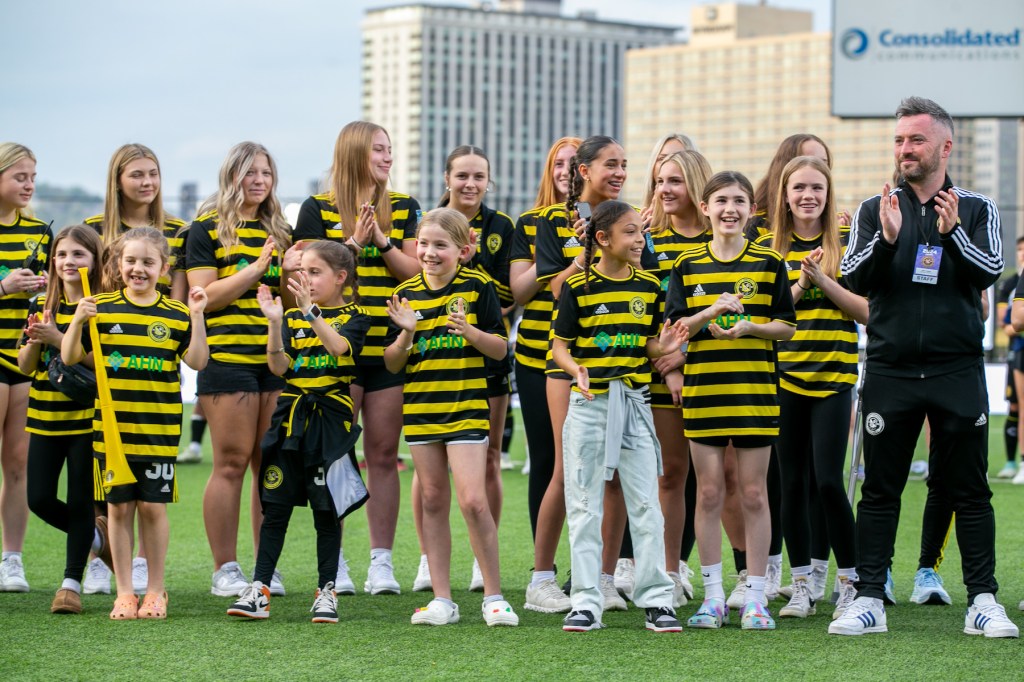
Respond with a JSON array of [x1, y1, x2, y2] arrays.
[[516, 364, 554, 539], [254, 502, 340, 589], [778, 387, 856, 568], [26, 433, 95, 582]]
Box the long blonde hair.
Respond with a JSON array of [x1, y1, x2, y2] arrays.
[[533, 137, 582, 209], [0, 143, 37, 216], [771, 156, 841, 280], [328, 121, 394, 237], [101, 144, 168, 246], [208, 142, 291, 253], [650, 150, 712, 235], [642, 133, 697, 209]]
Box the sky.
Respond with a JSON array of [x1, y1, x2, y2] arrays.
[[4, 0, 832, 201]]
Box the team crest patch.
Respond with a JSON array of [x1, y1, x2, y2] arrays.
[[24, 238, 39, 252], [104, 469, 115, 484], [630, 297, 646, 319], [147, 321, 170, 343], [446, 297, 468, 315], [734, 277, 757, 299], [486, 234, 502, 255], [263, 465, 283, 490], [865, 412, 885, 436], [331, 320, 344, 334]]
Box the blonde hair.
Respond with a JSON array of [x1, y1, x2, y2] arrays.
[[208, 142, 291, 253], [533, 137, 582, 209], [642, 134, 697, 209], [650, 150, 712, 234], [103, 226, 169, 291], [754, 134, 833, 226], [101, 144, 169, 246], [328, 121, 394, 239], [0, 143, 37, 216], [417, 207, 471, 249], [770, 156, 841, 281]]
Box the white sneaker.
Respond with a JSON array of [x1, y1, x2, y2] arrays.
[[0, 555, 29, 592], [965, 595, 1019, 638], [269, 569, 286, 596], [500, 452, 515, 471], [83, 557, 112, 595], [810, 564, 829, 601], [765, 561, 782, 601], [411, 598, 459, 625], [211, 561, 250, 597], [779, 577, 816, 618], [828, 596, 887, 635], [521, 457, 530, 476], [524, 577, 571, 613], [726, 570, 748, 610], [1013, 467, 1024, 485], [677, 561, 695, 600], [131, 557, 148, 595], [601, 574, 628, 611], [482, 599, 519, 626], [335, 551, 355, 595], [833, 578, 858, 620], [365, 558, 401, 595], [176, 442, 202, 464], [613, 558, 635, 600], [469, 558, 484, 592], [997, 462, 1018, 479], [669, 572, 689, 608], [413, 555, 432, 592]]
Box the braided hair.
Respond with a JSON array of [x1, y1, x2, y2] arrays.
[[565, 135, 619, 220], [581, 200, 634, 293]]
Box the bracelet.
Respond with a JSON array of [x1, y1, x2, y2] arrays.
[[402, 343, 413, 352], [797, 281, 812, 291], [572, 257, 585, 272], [350, 237, 366, 251], [268, 347, 285, 355], [0, 280, 6, 295]]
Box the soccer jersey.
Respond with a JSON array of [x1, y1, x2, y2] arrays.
[[755, 229, 858, 397], [387, 266, 505, 443], [666, 241, 796, 438], [743, 212, 771, 242], [186, 211, 281, 366], [81, 290, 193, 462], [467, 205, 515, 307], [509, 207, 551, 371], [21, 296, 92, 436], [0, 212, 50, 376], [84, 215, 185, 290], [553, 266, 662, 395], [293, 192, 420, 364]]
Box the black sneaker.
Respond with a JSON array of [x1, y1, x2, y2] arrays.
[[310, 581, 338, 624], [561, 570, 572, 596], [645, 606, 682, 633], [563, 609, 603, 632]]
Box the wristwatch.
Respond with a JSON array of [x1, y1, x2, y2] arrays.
[[378, 240, 394, 254], [303, 304, 322, 322]]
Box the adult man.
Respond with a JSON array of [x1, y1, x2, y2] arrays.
[[831, 96, 1016, 637]]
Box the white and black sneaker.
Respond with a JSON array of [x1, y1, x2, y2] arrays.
[[645, 606, 682, 633], [563, 609, 603, 632], [227, 581, 271, 620], [310, 582, 338, 624]]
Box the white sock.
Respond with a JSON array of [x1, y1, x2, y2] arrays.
[[701, 563, 724, 601], [91, 529, 102, 554], [768, 554, 783, 568], [483, 593, 504, 605], [370, 548, 392, 564], [531, 570, 555, 586], [837, 568, 857, 582], [974, 592, 996, 607], [61, 578, 82, 593], [746, 575, 767, 605], [812, 558, 829, 571], [2, 551, 21, 561], [791, 565, 812, 580]]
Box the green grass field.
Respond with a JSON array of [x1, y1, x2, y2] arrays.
[[3, 409, 1024, 681]]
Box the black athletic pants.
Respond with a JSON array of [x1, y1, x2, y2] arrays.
[[254, 502, 340, 589], [855, 366, 997, 600], [26, 433, 94, 582], [516, 364, 555, 539]]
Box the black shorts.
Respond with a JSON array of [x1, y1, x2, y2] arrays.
[[259, 450, 333, 512], [1007, 358, 1019, 405], [197, 359, 286, 395], [0, 363, 31, 386], [352, 363, 405, 393], [689, 435, 776, 449], [103, 460, 177, 504], [487, 373, 510, 398], [1012, 352, 1024, 375]]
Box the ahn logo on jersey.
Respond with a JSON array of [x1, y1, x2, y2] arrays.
[[594, 303, 611, 315], [564, 236, 581, 248], [692, 284, 706, 298]]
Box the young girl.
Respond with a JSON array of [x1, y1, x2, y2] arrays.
[[641, 133, 697, 211], [413, 145, 515, 593], [228, 241, 370, 623], [746, 133, 834, 242], [293, 121, 421, 595], [666, 171, 796, 631], [384, 208, 517, 627], [552, 200, 688, 632], [62, 227, 209, 619], [187, 142, 292, 598], [0, 143, 48, 593], [19, 226, 104, 613], [756, 156, 866, 619]]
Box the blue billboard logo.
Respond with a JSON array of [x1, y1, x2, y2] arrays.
[[841, 28, 870, 59]]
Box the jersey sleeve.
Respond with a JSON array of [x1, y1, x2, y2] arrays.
[[552, 281, 580, 341], [337, 308, 371, 359], [475, 279, 507, 340], [770, 257, 797, 326], [186, 220, 217, 270], [535, 214, 567, 281], [391, 196, 421, 244], [510, 214, 535, 263], [489, 215, 515, 305], [293, 196, 329, 242]]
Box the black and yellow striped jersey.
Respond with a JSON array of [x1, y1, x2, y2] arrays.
[[21, 296, 92, 436], [0, 212, 50, 377], [755, 229, 858, 397], [84, 214, 185, 288], [666, 241, 796, 438], [279, 303, 370, 406], [186, 210, 281, 366], [647, 225, 711, 407], [293, 192, 420, 365], [466, 205, 515, 307], [387, 266, 505, 443], [81, 289, 194, 461], [553, 266, 662, 395], [509, 207, 551, 371], [744, 212, 771, 242]]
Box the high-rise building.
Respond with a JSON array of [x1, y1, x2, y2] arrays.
[[361, 1, 678, 215]]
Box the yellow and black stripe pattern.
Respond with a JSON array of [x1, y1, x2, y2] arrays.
[[552, 266, 662, 395], [389, 266, 506, 443], [743, 212, 771, 242], [755, 229, 858, 397], [509, 207, 552, 371], [85, 215, 185, 290], [0, 212, 49, 376], [666, 241, 796, 438], [279, 303, 370, 402], [186, 211, 280, 365], [467, 206, 515, 306], [293, 192, 420, 364], [21, 296, 92, 436], [82, 290, 192, 461]]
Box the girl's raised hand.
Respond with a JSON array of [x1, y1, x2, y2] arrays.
[[187, 285, 208, 315], [708, 292, 744, 317], [658, 317, 689, 355], [282, 241, 305, 272], [640, 205, 655, 233], [3, 267, 46, 295], [352, 202, 376, 248], [286, 270, 313, 312], [461, 229, 478, 265], [838, 209, 852, 227], [447, 297, 470, 336], [253, 238, 276, 274], [386, 294, 417, 332], [575, 365, 593, 401], [256, 284, 283, 323], [652, 349, 685, 376], [72, 296, 97, 325], [29, 309, 61, 345]]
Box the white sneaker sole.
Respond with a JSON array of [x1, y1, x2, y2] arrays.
[[0, 582, 29, 593], [829, 623, 887, 635], [779, 605, 816, 618], [411, 613, 459, 625], [364, 582, 401, 595], [484, 613, 519, 626], [412, 579, 432, 592], [212, 585, 249, 597], [965, 625, 1020, 638], [334, 581, 356, 596]]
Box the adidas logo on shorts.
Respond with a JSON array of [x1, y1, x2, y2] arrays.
[[160, 484, 170, 493], [594, 304, 610, 315], [693, 284, 706, 297], [975, 414, 988, 426], [110, 324, 123, 334]]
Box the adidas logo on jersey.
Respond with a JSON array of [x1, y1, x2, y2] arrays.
[[414, 310, 424, 320], [657, 251, 668, 261], [110, 324, 123, 334], [295, 329, 306, 339], [693, 284, 706, 297], [594, 304, 610, 315], [785, 261, 793, 271], [975, 414, 988, 426], [564, 236, 581, 248]]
